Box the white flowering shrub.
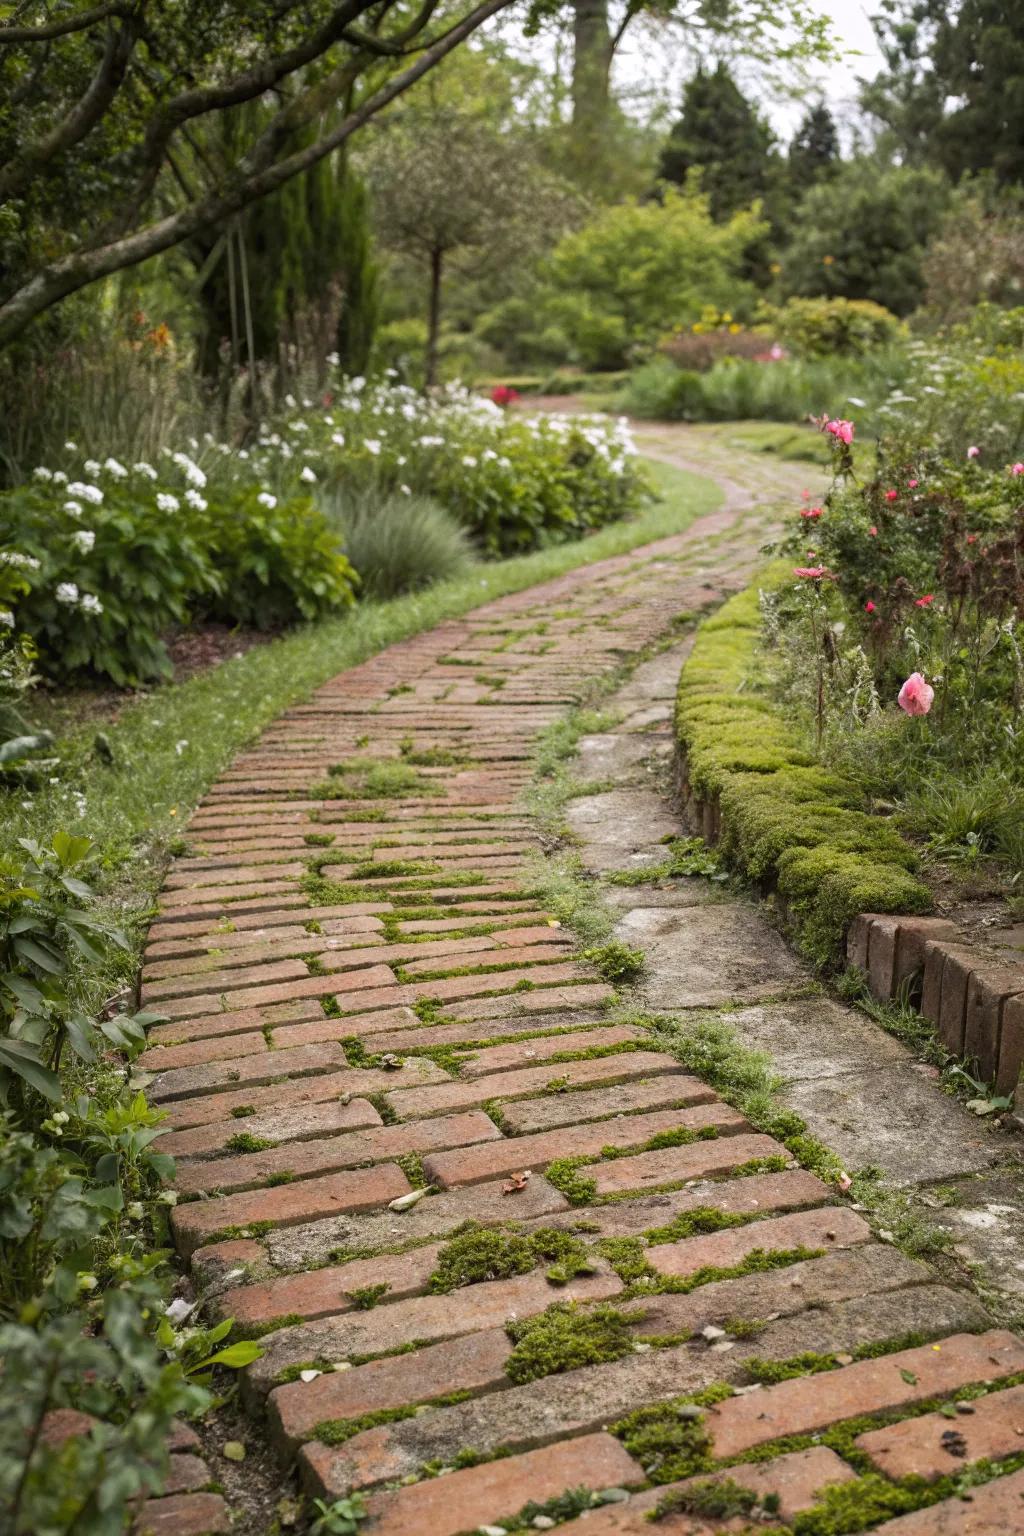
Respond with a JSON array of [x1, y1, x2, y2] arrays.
[[0, 375, 644, 683]]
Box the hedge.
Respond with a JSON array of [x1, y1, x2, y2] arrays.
[[674, 572, 932, 967]]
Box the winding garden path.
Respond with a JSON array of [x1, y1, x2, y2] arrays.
[[139, 430, 1024, 1536]]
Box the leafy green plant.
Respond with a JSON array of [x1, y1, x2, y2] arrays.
[[309, 1493, 369, 1535]]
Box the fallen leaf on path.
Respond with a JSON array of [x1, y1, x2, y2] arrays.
[[503, 1170, 532, 1194], [222, 1441, 246, 1462], [388, 1187, 432, 1211]]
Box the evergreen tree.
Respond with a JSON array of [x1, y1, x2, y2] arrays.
[[789, 104, 839, 183], [659, 65, 776, 221]]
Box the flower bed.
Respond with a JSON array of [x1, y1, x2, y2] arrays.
[[1, 377, 647, 685]]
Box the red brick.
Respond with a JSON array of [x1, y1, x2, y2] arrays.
[[149, 1042, 351, 1102], [867, 916, 901, 1001], [159, 1058, 448, 1131], [590, 1132, 789, 1195], [894, 917, 959, 996], [172, 1163, 411, 1258], [146, 998, 328, 1045], [384, 1053, 693, 1120], [422, 1105, 749, 1188], [706, 1331, 1024, 1458], [870, 1465, 1024, 1532], [190, 1238, 265, 1286], [161, 1454, 210, 1494], [269, 1328, 512, 1452], [174, 1109, 500, 1194], [847, 913, 873, 972], [157, 964, 398, 1020], [143, 957, 309, 1004], [218, 1243, 443, 1329], [140, 1031, 270, 1071], [964, 965, 1024, 1084], [856, 1382, 1024, 1479], [39, 1408, 97, 1447], [307, 1432, 644, 1529], [936, 946, 983, 1055], [457, 1026, 647, 1078], [133, 1493, 230, 1536], [500, 1074, 717, 1135], [164, 861, 306, 890], [921, 939, 949, 1025], [997, 994, 1024, 1098], [162, 1096, 382, 1159], [647, 1206, 871, 1279]]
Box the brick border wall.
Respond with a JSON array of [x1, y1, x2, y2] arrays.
[[674, 748, 1024, 1133]]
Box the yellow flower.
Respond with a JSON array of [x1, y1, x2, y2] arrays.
[[822, 255, 835, 267]]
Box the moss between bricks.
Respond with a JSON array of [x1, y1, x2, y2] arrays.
[[427, 1224, 596, 1293], [675, 570, 931, 967]]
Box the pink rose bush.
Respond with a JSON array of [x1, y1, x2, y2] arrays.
[[897, 673, 934, 716]]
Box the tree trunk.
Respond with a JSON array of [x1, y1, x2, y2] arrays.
[[425, 246, 443, 390], [570, 0, 614, 188]]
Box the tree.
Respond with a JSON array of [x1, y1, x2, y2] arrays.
[[0, 0, 515, 347], [561, 0, 837, 190], [922, 181, 1024, 324], [366, 109, 573, 386], [780, 160, 950, 317], [659, 64, 775, 221], [789, 103, 839, 184], [546, 182, 766, 365], [864, 0, 1024, 186]]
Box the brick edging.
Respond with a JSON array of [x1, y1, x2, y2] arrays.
[[674, 745, 1024, 1130]]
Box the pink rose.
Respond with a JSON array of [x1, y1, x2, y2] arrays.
[[1013, 463, 1024, 476], [908, 478, 919, 488], [868, 526, 878, 537], [898, 672, 934, 716], [885, 489, 898, 502], [967, 445, 980, 460], [793, 566, 830, 580]]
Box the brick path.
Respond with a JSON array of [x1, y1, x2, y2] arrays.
[[141, 455, 1024, 1535]]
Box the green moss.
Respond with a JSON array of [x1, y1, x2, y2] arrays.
[[396, 1152, 429, 1188], [505, 1302, 635, 1384], [649, 1477, 762, 1522], [313, 1391, 473, 1446], [365, 1090, 399, 1126], [428, 1225, 595, 1293], [265, 1170, 295, 1187], [229, 1105, 256, 1119], [612, 1384, 733, 1482], [544, 1156, 598, 1206], [225, 1132, 277, 1153], [346, 1283, 390, 1310], [582, 940, 646, 984], [789, 1474, 926, 1534], [232, 1311, 304, 1340], [304, 832, 335, 847], [675, 574, 931, 966]]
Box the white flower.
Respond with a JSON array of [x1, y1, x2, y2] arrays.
[[257, 492, 277, 509], [365, 439, 381, 455], [52, 471, 67, 485], [185, 489, 207, 510], [133, 461, 158, 479], [67, 481, 103, 505], [400, 484, 411, 496], [462, 455, 478, 468], [172, 451, 206, 488], [284, 393, 297, 408], [71, 529, 95, 554], [1, 552, 40, 570], [103, 457, 127, 478], [326, 351, 339, 367], [300, 465, 317, 483], [0, 610, 13, 628], [64, 440, 78, 452], [33, 466, 53, 481], [84, 459, 101, 477], [63, 499, 83, 517], [156, 492, 180, 512], [80, 593, 103, 615], [175, 739, 188, 755], [331, 432, 345, 448], [237, 449, 249, 460], [56, 582, 79, 605]]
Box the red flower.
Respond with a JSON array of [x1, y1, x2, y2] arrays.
[[800, 506, 823, 520], [966, 533, 978, 545], [915, 594, 934, 607], [868, 526, 878, 537], [865, 601, 876, 613], [491, 385, 520, 407], [793, 565, 832, 580], [885, 489, 898, 502]]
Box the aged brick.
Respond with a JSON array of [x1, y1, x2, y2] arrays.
[[172, 1163, 412, 1258], [456, 1025, 648, 1078], [39, 1408, 98, 1446], [936, 946, 984, 1056], [307, 1433, 644, 1533], [133, 1493, 231, 1536], [143, 957, 309, 1005], [867, 916, 901, 1001], [646, 1206, 871, 1280], [269, 1329, 512, 1453], [160, 1454, 210, 1495], [964, 965, 1024, 1084], [498, 1073, 713, 1135], [856, 1382, 1024, 1480], [157, 964, 398, 1020], [162, 1096, 382, 1160], [159, 1057, 448, 1131], [997, 993, 1024, 1098], [421, 1106, 749, 1188], [216, 1242, 443, 1328], [174, 1109, 500, 1195], [149, 1042, 351, 1103], [893, 917, 959, 996], [589, 1132, 789, 1195], [245, 1266, 621, 1394], [869, 1465, 1024, 1532], [846, 913, 874, 972], [383, 1054, 697, 1121], [706, 1331, 1024, 1458]]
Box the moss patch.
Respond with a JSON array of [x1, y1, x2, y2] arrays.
[[505, 1302, 635, 1384], [428, 1224, 595, 1293]]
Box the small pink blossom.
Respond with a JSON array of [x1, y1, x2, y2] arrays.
[[864, 601, 876, 614], [801, 489, 811, 501], [1013, 463, 1024, 476], [915, 593, 935, 608], [825, 418, 855, 445], [898, 672, 934, 716], [908, 478, 919, 488], [800, 505, 823, 520], [868, 526, 878, 537], [837, 1171, 853, 1194], [967, 445, 980, 459], [967, 533, 978, 545], [884, 489, 898, 502], [793, 565, 830, 580]]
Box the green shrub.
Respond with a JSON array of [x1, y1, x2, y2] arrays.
[[761, 297, 906, 357], [325, 489, 475, 597]]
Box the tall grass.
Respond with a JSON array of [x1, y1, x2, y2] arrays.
[[323, 489, 475, 597]]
